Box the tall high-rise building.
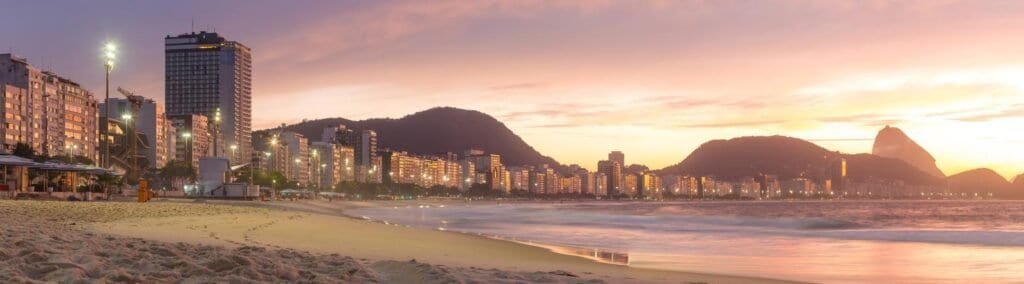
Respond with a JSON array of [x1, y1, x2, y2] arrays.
[[0, 54, 100, 161], [465, 150, 505, 191], [638, 172, 661, 197], [609, 151, 625, 168], [280, 132, 309, 186], [459, 159, 475, 191], [311, 142, 342, 188], [528, 171, 546, 194], [329, 126, 378, 182], [337, 145, 355, 183], [508, 167, 530, 191], [608, 151, 625, 188], [594, 172, 608, 196], [170, 114, 210, 169], [597, 160, 622, 196], [353, 130, 377, 167], [578, 170, 595, 195], [164, 31, 252, 165]]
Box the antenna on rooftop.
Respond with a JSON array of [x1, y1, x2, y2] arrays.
[[191, 17, 195, 33]]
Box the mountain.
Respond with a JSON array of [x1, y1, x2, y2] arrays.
[[1015, 174, 1024, 188], [872, 126, 945, 178], [947, 169, 1017, 198], [658, 136, 943, 185], [256, 107, 563, 169]]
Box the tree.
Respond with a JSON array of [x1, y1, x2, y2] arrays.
[[159, 160, 197, 190], [464, 183, 505, 198], [71, 155, 95, 165], [12, 142, 34, 159]]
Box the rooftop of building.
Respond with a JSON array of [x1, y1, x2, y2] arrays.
[[165, 31, 225, 42], [0, 53, 28, 64]]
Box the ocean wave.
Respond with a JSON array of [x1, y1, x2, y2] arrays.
[[813, 229, 1024, 247], [353, 201, 1024, 248], [655, 215, 864, 231]]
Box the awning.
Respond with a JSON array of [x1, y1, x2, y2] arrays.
[[29, 160, 118, 175], [230, 163, 251, 172], [0, 155, 35, 166]]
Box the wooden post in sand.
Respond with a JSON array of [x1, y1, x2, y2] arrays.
[[137, 179, 149, 203]]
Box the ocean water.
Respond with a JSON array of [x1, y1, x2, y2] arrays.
[[349, 201, 1024, 283]]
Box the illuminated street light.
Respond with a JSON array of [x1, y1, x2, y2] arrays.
[[101, 41, 118, 168]]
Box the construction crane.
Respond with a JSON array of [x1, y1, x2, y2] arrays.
[[115, 87, 147, 183]]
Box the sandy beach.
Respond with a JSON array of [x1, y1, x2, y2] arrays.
[[1, 199, 797, 283]]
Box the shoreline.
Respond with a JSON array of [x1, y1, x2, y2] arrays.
[[92, 199, 800, 283]]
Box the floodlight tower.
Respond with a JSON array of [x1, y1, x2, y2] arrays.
[[102, 42, 117, 168]]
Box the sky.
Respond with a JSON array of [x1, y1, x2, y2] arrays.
[[1, 0, 1022, 178]]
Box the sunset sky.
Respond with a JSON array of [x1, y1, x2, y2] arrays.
[[2, 1, 1022, 178]]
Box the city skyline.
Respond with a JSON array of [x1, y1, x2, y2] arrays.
[[1, 1, 1022, 177]]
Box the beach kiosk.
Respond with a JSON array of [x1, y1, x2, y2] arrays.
[[0, 155, 34, 198]]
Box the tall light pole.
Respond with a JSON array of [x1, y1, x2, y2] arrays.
[[181, 132, 192, 168], [312, 149, 319, 190], [122, 113, 134, 181], [294, 158, 301, 187], [319, 163, 326, 191], [213, 108, 221, 157], [102, 42, 117, 168], [230, 144, 238, 165], [270, 135, 278, 175]]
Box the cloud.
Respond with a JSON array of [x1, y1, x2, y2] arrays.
[[257, 1, 619, 63], [676, 119, 789, 129], [522, 123, 581, 129], [489, 82, 550, 91], [807, 138, 874, 142], [955, 104, 1024, 122]]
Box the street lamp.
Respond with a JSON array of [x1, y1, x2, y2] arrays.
[[230, 144, 238, 164], [294, 158, 302, 187], [269, 136, 278, 175], [319, 163, 326, 190], [122, 113, 136, 180], [65, 144, 76, 162], [213, 108, 221, 156], [101, 41, 117, 168], [181, 132, 192, 165]]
